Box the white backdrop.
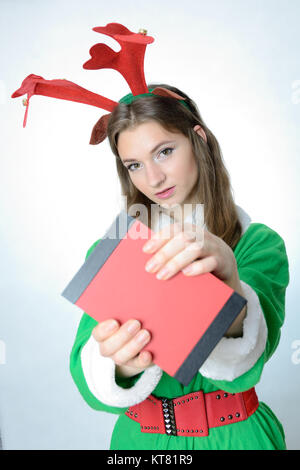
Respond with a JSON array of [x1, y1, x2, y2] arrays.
[[0, 0, 299, 450]]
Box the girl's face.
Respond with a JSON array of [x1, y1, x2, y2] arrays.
[[117, 120, 199, 210]]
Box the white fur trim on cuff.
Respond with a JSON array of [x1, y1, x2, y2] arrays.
[[80, 335, 163, 408], [199, 281, 268, 381]]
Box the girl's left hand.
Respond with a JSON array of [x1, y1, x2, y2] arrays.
[[142, 222, 247, 337], [143, 222, 240, 292]]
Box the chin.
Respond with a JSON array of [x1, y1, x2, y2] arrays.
[[159, 200, 182, 210]]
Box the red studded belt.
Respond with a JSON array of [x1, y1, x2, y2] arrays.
[[125, 387, 259, 437]]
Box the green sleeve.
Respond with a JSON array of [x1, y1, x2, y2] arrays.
[[204, 223, 289, 393], [69, 239, 143, 414]]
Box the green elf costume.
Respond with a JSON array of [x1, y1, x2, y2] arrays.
[[70, 205, 289, 450], [11, 22, 290, 450]]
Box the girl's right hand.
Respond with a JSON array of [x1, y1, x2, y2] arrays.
[[92, 319, 153, 378]]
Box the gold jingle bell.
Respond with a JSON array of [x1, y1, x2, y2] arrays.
[[22, 98, 28, 106], [138, 28, 147, 35]]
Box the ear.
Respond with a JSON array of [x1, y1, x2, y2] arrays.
[[193, 125, 207, 143], [89, 113, 111, 145], [151, 87, 187, 102]]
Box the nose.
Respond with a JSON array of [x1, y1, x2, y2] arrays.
[[146, 163, 166, 188]]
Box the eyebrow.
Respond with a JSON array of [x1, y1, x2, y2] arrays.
[[122, 140, 176, 164]]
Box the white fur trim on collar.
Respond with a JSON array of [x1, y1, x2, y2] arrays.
[[235, 205, 252, 235]]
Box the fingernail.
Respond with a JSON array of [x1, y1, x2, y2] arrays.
[[145, 259, 159, 272], [103, 320, 118, 332], [141, 351, 151, 363], [136, 330, 150, 343], [143, 241, 155, 252], [182, 265, 193, 274], [156, 267, 170, 280], [127, 320, 141, 334]]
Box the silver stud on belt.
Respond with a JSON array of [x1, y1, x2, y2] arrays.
[[161, 398, 177, 436]]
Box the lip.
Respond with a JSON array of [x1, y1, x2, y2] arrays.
[[155, 186, 176, 199]]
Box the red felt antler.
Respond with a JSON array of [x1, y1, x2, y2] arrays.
[[83, 23, 154, 95], [12, 74, 118, 128], [11, 23, 186, 145]]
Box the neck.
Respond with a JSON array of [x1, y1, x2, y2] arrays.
[[159, 201, 203, 225]]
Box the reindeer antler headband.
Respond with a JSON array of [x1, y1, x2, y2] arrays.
[[11, 22, 188, 145]]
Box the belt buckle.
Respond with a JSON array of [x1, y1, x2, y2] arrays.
[[161, 397, 177, 436], [172, 391, 209, 437]]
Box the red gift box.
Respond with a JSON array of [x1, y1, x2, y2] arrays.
[[62, 211, 246, 385]]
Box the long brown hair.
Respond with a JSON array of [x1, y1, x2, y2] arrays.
[[107, 83, 242, 250]]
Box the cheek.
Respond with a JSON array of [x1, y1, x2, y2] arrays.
[[176, 154, 198, 180], [129, 173, 148, 194], [187, 154, 198, 179], [187, 153, 198, 172]]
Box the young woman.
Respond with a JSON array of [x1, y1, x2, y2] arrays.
[[70, 84, 289, 450]]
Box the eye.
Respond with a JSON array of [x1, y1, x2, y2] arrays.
[[126, 162, 141, 172], [157, 147, 174, 160]]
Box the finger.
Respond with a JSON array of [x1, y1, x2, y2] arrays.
[[139, 350, 153, 366], [144, 225, 200, 273], [99, 319, 141, 357], [155, 241, 205, 280], [182, 255, 218, 276], [92, 319, 120, 342], [146, 228, 208, 278], [125, 350, 153, 370], [115, 350, 153, 377], [112, 329, 151, 365], [151, 221, 204, 245], [143, 222, 183, 253], [145, 237, 185, 274]]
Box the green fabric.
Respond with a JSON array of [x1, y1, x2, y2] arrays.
[[118, 89, 191, 111], [69, 223, 289, 450], [119, 90, 155, 104]]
